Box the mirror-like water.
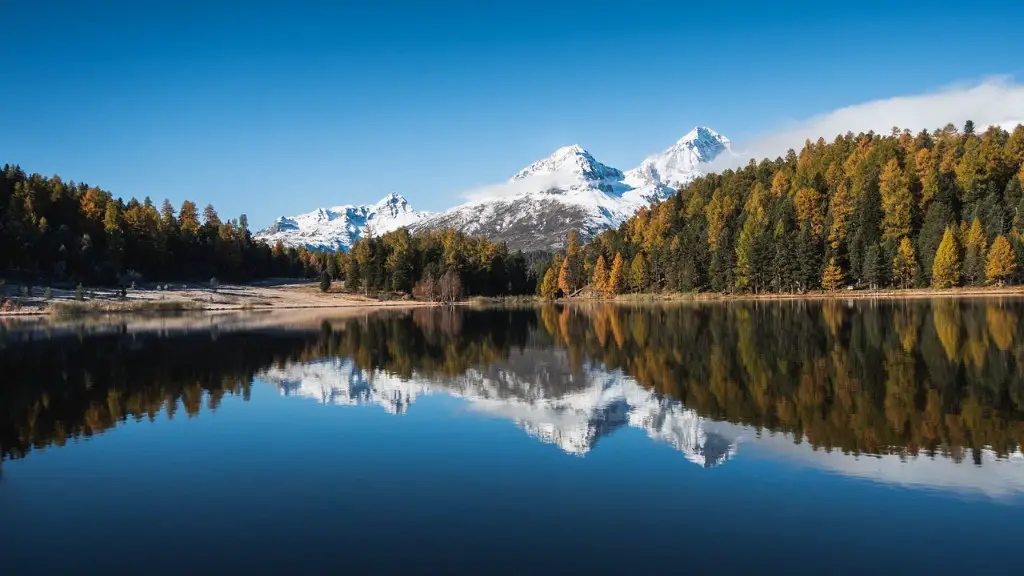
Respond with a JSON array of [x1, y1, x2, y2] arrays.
[[2, 300, 1023, 574]]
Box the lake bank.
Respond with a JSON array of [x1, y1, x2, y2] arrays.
[[0, 280, 438, 317]]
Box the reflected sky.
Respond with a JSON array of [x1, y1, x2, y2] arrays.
[[2, 301, 1024, 574]]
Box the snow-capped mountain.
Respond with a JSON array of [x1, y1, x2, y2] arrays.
[[259, 349, 740, 467], [255, 127, 731, 252], [624, 126, 732, 193], [414, 127, 732, 250], [254, 192, 429, 251]]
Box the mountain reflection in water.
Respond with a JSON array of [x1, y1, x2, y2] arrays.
[[3, 300, 1024, 495]]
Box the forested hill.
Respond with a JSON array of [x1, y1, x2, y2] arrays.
[[0, 165, 539, 296], [0, 164, 321, 284], [548, 122, 1024, 296]]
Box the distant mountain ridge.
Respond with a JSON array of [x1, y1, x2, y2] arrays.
[[260, 349, 739, 466], [255, 127, 732, 251]]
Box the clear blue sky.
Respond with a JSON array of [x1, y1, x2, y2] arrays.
[[2, 0, 1023, 228]]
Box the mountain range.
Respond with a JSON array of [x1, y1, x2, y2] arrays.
[[254, 127, 732, 251], [259, 348, 740, 467]]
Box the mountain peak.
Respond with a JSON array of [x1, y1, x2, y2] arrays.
[[254, 192, 429, 251], [624, 126, 732, 192], [680, 126, 729, 146], [511, 144, 624, 183]]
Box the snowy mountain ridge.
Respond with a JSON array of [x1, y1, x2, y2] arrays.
[[259, 352, 739, 467], [254, 192, 429, 251], [255, 127, 731, 251]]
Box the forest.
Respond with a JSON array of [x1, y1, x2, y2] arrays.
[[541, 121, 1024, 297], [0, 164, 538, 297]]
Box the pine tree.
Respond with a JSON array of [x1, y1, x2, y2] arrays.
[[862, 244, 884, 289], [344, 257, 361, 292], [319, 270, 332, 293], [892, 237, 918, 289], [591, 255, 608, 294], [931, 226, 961, 288], [821, 257, 844, 291], [985, 234, 1016, 285], [607, 252, 626, 295], [963, 218, 988, 285]]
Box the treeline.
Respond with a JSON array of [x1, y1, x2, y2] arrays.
[[544, 121, 1024, 296], [319, 228, 541, 298], [1, 164, 544, 297], [0, 164, 326, 284]]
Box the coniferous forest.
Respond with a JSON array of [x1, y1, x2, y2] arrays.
[[544, 121, 1024, 297], [0, 164, 538, 296], [6, 121, 1024, 299]]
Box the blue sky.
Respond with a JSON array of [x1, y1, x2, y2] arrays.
[[2, 0, 1023, 228]]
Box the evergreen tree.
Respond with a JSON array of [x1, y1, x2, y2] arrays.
[[931, 227, 962, 288], [963, 218, 988, 285], [629, 254, 648, 293], [345, 257, 361, 292], [319, 270, 332, 293]]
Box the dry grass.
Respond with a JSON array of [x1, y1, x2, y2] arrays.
[[47, 299, 205, 316]]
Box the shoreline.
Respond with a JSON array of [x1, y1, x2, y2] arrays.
[[4, 281, 1024, 318]]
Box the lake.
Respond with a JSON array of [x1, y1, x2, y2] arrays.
[[2, 300, 1023, 575]]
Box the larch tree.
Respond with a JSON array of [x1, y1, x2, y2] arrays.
[[591, 254, 608, 294], [985, 234, 1016, 285], [879, 158, 912, 241], [821, 257, 845, 291], [892, 237, 918, 289], [540, 267, 560, 300], [607, 252, 626, 295], [931, 226, 962, 288]]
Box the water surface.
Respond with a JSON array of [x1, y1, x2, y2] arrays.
[[2, 301, 1023, 574]]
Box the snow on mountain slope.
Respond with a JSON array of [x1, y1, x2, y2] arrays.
[[255, 127, 730, 252], [258, 349, 740, 467], [415, 127, 731, 250], [254, 192, 429, 251], [624, 126, 732, 194]]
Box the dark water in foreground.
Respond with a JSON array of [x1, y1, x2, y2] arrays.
[[2, 300, 1024, 575]]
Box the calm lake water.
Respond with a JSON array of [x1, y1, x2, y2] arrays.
[[2, 300, 1024, 575]]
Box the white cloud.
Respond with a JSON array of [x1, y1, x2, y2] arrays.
[[709, 77, 1024, 172], [460, 171, 580, 203]]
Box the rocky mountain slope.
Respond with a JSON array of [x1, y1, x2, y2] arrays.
[[255, 127, 731, 251]]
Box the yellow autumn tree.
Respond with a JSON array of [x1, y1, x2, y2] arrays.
[[794, 187, 824, 237], [879, 158, 912, 241], [607, 252, 625, 295], [557, 254, 572, 296], [891, 237, 918, 289], [821, 257, 844, 291], [931, 226, 961, 288], [539, 267, 560, 300], [827, 180, 854, 250], [591, 255, 608, 294], [985, 234, 1016, 285]]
